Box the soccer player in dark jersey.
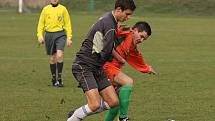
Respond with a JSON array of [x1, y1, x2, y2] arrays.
[[37, 0, 72, 87], [67, 0, 136, 121], [103, 22, 157, 121]]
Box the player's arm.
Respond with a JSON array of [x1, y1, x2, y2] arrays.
[[112, 49, 126, 64], [126, 48, 157, 75], [148, 66, 157, 75], [99, 21, 116, 62], [63, 7, 72, 47], [37, 8, 45, 45]]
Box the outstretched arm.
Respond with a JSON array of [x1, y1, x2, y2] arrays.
[[126, 48, 157, 75]]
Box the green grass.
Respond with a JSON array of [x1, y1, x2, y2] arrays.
[[0, 10, 215, 121]]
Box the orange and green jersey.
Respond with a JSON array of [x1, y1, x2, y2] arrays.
[[37, 4, 72, 41], [103, 24, 150, 81]]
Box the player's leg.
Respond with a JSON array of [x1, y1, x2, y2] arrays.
[[114, 72, 133, 120], [100, 86, 119, 108], [67, 63, 100, 121], [104, 105, 119, 121], [67, 89, 102, 121], [104, 82, 134, 121], [56, 33, 66, 87], [56, 50, 64, 86], [93, 69, 119, 121], [49, 54, 58, 86], [98, 68, 119, 109], [74, 71, 119, 118], [67, 64, 116, 121], [45, 32, 58, 86], [103, 64, 121, 121], [100, 85, 119, 121]]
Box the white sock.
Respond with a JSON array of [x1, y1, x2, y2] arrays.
[[75, 104, 92, 118], [67, 115, 80, 121], [67, 100, 110, 121], [67, 104, 92, 121]]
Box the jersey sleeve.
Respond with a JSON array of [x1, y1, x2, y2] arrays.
[[63, 7, 72, 41], [37, 8, 45, 40], [99, 21, 116, 62], [126, 47, 150, 73]]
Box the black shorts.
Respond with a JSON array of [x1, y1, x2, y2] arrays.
[[72, 62, 111, 92], [44, 31, 66, 55]]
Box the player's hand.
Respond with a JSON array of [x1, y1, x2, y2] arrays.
[[148, 66, 157, 75], [38, 38, 44, 46], [67, 40, 72, 47]]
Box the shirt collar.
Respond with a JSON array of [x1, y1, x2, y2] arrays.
[[112, 11, 117, 22], [50, 3, 59, 7], [111, 11, 118, 27]]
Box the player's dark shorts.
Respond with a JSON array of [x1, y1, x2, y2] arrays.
[[44, 30, 66, 55], [72, 62, 111, 92]]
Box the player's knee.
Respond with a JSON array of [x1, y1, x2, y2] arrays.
[[108, 97, 119, 108], [56, 54, 64, 63], [49, 56, 56, 63], [57, 53, 63, 59], [126, 78, 133, 85]]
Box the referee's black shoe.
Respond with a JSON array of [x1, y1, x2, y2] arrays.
[[52, 78, 58, 87], [57, 78, 64, 87]]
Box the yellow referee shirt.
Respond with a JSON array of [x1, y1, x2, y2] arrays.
[[37, 4, 72, 41]]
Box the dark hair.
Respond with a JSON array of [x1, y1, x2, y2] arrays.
[[115, 0, 136, 11], [132, 21, 152, 36]]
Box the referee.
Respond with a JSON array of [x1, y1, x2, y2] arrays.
[[37, 0, 72, 87]]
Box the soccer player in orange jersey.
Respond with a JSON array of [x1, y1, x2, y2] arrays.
[[103, 21, 157, 121]]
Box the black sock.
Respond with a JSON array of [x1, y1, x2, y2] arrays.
[[50, 63, 56, 79], [57, 62, 63, 79]]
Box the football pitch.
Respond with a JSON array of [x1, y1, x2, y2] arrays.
[[0, 10, 215, 121]]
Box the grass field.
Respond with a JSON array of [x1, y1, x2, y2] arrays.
[[0, 10, 215, 121]]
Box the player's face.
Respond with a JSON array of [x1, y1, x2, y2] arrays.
[[133, 30, 149, 45], [51, 0, 59, 5], [115, 8, 133, 22]]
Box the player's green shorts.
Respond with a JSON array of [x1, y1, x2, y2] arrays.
[[45, 30, 66, 55]]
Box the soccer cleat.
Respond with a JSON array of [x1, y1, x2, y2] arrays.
[[68, 110, 75, 118], [67, 109, 83, 121], [57, 78, 64, 87], [52, 78, 58, 87], [118, 117, 130, 121]]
